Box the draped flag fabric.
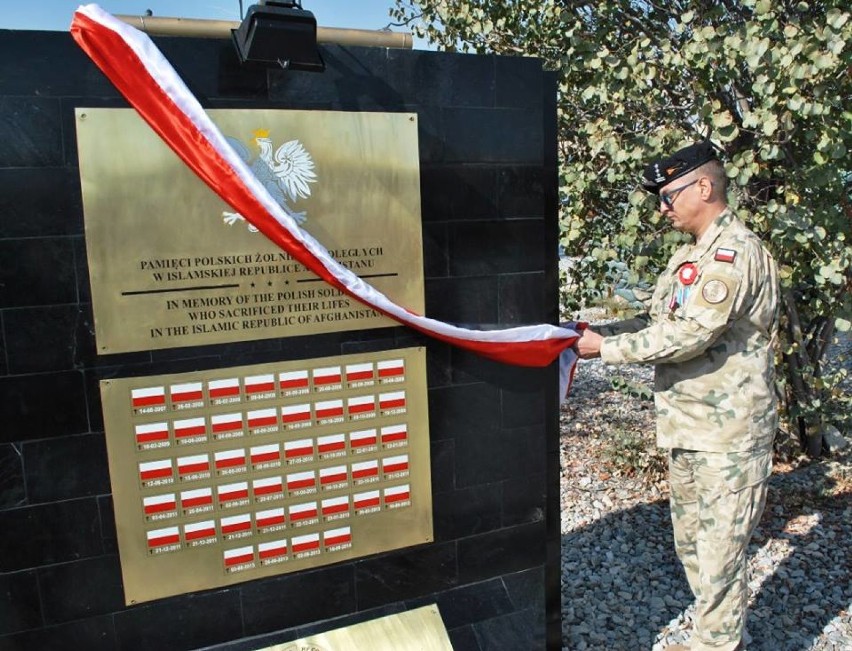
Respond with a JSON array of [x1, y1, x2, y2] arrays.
[[69, 4, 581, 390]]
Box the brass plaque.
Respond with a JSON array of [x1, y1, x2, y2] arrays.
[[101, 348, 432, 605], [76, 108, 424, 354], [257, 605, 453, 651]]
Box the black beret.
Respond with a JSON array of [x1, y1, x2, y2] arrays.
[[641, 141, 719, 194]]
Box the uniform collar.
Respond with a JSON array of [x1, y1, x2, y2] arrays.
[[690, 207, 733, 260]]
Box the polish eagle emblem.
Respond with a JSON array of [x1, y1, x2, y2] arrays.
[[223, 128, 318, 232]]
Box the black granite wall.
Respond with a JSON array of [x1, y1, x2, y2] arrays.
[[0, 29, 560, 651]]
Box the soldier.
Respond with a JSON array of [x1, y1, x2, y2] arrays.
[[575, 141, 779, 651]]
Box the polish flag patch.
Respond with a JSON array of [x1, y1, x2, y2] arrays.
[[211, 413, 243, 434], [317, 433, 346, 455], [147, 526, 179, 548], [323, 526, 352, 548], [223, 546, 253, 567], [353, 490, 380, 510], [351, 459, 379, 479], [381, 424, 408, 445], [321, 495, 350, 516], [384, 484, 411, 504], [170, 382, 203, 404], [255, 507, 286, 529], [247, 408, 278, 429], [284, 439, 314, 460], [291, 532, 320, 553], [312, 366, 342, 386], [220, 513, 252, 534], [382, 454, 409, 475], [245, 373, 275, 395], [250, 443, 280, 465], [258, 539, 288, 560], [350, 429, 377, 449], [139, 459, 173, 482], [377, 359, 405, 379], [286, 470, 316, 491], [143, 493, 176, 515], [174, 417, 206, 440], [279, 370, 308, 390], [315, 399, 344, 419], [289, 501, 318, 521], [379, 391, 406, 410], [281, 404, 311, 424], [214, 448, 246, 470], [715, 247, 736, 263], [345, 362, 373, 382], [135, 422, 169, 445], [208, 378, 240, 399], [184, 520, 216, 541], [320, 465, 348, 486], [252, 476, 283, 496], [347, 395, 376, 415], [180, 487, 213, 509], [177, 453, 210, 476], [217, 481, 249, 503], [131, 386, 165, 408]]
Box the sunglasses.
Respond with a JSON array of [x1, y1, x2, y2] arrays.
[[660, 179, 698, 208]]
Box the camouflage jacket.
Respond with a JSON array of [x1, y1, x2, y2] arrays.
[[598, 208, 779, 452]]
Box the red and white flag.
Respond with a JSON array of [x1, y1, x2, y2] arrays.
[[291, 533, 320, 553], [131, 386, 165, 409], [281, 404, 311, 424], [313, 366, 342, 386], [147, 526, 179, 548], [139, 459, 172, 482], [321, 495, 350, 516], [224, 546, 254, 567], [184, 520, 216, 541], [377, 359, 405, 379], [284, 439, 314, 460], [317, 433, 346, 455], [353, 490, 380, 510], [135, 422, 168, 445], [170, 382, 202, 404], [379, 391, 406, 410], [347, 395, 376, 415], [382, 454, 409, 475], [180, 487, 213, 509], [258, 539, 288, 560], [255, 507, 286, 528], [350, 429, 377, 449], [315, 399, 343, 419], [247, 408, 278, 429], [384, 484, 411, 504], [70, 5, 580, 382], [279, 370, 309, 391], [286, 470, 316, 491], [250, 443, 280, 465], [217, 481, 249, 503], [345, 363, 373, 382], [208, 378, 240, 400], [220, 513, 252, 535], [351, 459, 379, 480], [143, 493, 176, 515], [320, 465, 348, 486], [252, 476, 283, 497], [245, 373, 275, 395], [211, 413, 243, 435], [214, 448, 246, 470], [323, 526, 352, 547], [173, 417, 206, 440], [177, 453, 210, 476], [289, 502, 318, 522], [380, 424, 407, 445]]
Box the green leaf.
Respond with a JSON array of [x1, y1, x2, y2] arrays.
[[837, 318, 852, 333]]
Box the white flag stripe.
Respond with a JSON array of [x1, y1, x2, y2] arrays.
[[322, 496, 349, 507], [250, 444, 279, 455], [350, 429, 377, 441], [316, 399, 343, 409], [383, 455, 409, 466], [279, 370, 308, 381], [289, 502, 317, 515], [318, 434, 345, 444], [215, 449, 245, 461], [281, 404, 310, 415], [253, 477, 283, 489], [348, 396, 374, 406], [287, 471, 315, 482], [178, 454, 208, 465], [313, 366, 341, 377], [247, 408, 276, 419], [320, 466, 347, 477], [170, 382, 201, 392], [218, 482, 248, 493], [139, 459, 171, 471], [224, 546, 253, 559], [147, 526, 179, 540], [285, 439, 313, 450], [380, 391, 405, 401], [256, 507, 285, 519], [143, 494, 175, 506], [175, 417, 205, 428], [385, 484, 411, 496], [221, 514, 251, 526], [377, 360, 404, 370], [346, 363, 373, 373], [211, 413, 241, 424], [258, 540, 287, 553], [382, 424, 407, 435], [245, 374, 274, 384], [324, 526, 351, 538], [292, 533, 319, 545], [209, 378, 239, 389], [185, 520, 215, 534], [136, 423, 168, 434], [351, 460, 378, 472]]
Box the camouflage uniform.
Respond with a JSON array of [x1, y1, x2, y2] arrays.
[[597, 208, 779, 651]]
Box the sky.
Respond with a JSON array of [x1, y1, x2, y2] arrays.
[[0, 1, 427, 46]]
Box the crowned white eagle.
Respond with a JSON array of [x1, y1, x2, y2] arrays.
[[223, 129, 318, 232]]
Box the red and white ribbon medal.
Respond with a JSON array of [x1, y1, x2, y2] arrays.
[[676, 262, 699, 306]]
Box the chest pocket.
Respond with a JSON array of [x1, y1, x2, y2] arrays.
[[684, 265, 742, 330]]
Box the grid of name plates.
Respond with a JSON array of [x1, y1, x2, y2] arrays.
[[101, 347, 432, 604]]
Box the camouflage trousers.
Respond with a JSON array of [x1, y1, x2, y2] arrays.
[[669, 447, 771, 651]]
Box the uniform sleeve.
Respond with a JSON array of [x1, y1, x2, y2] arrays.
[[594, 314, 651, 337], [600, 250, 755, 365]]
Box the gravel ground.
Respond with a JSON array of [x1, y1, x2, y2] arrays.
[[559, 333, 852, 651]]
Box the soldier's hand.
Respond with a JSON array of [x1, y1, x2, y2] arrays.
[[575, 329, 603, 359]]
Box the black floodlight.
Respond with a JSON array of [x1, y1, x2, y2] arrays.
[[232, 1, 324, 72]]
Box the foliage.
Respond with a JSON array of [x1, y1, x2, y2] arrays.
[[601, 428, 668, 482], [392, 0, 852, 455]]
